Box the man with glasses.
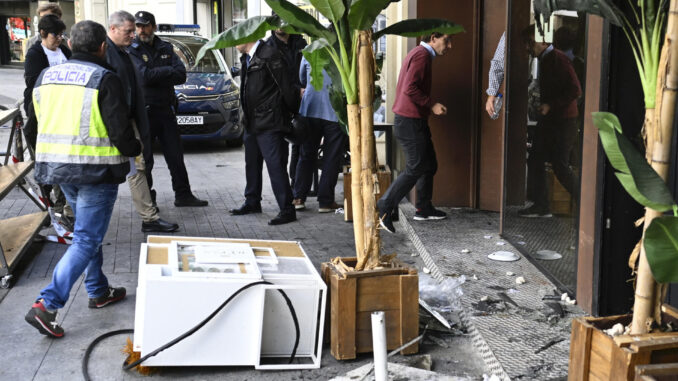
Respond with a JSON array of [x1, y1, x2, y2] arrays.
[[128, 11, 208, 208], [106, 10, 179, 233]]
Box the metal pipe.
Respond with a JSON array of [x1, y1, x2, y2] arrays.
[[371, 311, 387, 381]]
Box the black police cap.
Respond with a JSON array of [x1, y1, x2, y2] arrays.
[[134, 11, 155, 26]]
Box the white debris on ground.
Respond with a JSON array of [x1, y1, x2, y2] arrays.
[[561, 292, 576, 305], [515, 276, 526, 285], [329, 362, 472, 381], [506, 271, 514, 276], [461, 249, 470, 253], [482, 374, 503, 381], [423, 267, 431, 274]]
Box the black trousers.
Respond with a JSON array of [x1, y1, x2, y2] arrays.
[[528, 116, 579, 210], [243, 130, 294, 215], [293, 118, 346, 205], [145, 105, 192, 199], [378, 114, 437, 212]]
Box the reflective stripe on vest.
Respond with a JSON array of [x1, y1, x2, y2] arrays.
[[33, 61, 126, 166]]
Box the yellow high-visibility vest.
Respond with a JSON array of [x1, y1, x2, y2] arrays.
[[33, 60, 127, 166]]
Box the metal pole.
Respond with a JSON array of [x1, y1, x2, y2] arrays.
[[371, 311, 387, 381]]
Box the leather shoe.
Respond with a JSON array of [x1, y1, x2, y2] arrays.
[[268, 212, 296, 225], [174, 195, 208, 207], [230, 203, 262, 215], [142, 218, 179, 233]]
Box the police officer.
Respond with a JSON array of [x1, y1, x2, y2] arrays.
[[128, 11, 207, 207], [25, 20, 141, 337], [229, 39, 299, 225]]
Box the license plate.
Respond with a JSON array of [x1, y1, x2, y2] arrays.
[[176, 115, 204, 125]]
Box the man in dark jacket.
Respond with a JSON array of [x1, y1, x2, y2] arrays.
[[106, 10, 178, 233], [25, 20, 141, 338], [128, 11, 207, 207], [266, 29, 307, 187], [229, 39, 299, 225]]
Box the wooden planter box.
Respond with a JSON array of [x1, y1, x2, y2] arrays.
[[343, 164, 391, 222], [320, 257, 419, 360], [569, 304, 678, 381]]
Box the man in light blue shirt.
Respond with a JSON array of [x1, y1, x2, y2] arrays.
[[292, 56, 346, 213]]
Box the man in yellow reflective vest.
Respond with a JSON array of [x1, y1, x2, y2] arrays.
[[24, 20, 141, 338]]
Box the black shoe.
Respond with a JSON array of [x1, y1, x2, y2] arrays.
[[378, 209, 395, 234], [230, 203, 262, 215], [414, 207, 447, 221], [174, 195, 208, 207], [142, 218, 179, 233], [88, 286, 126, 308], [268, 212, 296, 225], [25, 300, 64, 338], [518, 205, 553, 218]]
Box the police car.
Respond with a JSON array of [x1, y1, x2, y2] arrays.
[[157, 24, 242, 146]]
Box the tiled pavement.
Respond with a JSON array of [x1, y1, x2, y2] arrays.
[[0, 136, 487, 380]]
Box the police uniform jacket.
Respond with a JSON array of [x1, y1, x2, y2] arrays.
[[105, 36, 152, 163], [128, 35, 186, 107], [33, 52, 141, 184], [240, 41, 299, 134]]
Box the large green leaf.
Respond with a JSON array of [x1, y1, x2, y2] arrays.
[[532, 0, 624, 27], [593, 112, 676, 212], [348, 0, 396, 30], [309, 0, 346, 23], [195, 16, 281, 63], [266, 0, 336, 43], [373, 19, 465, 40], [644, 216, 678, 283], [302, 39, 332, 91]]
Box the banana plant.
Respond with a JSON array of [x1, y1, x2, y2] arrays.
[[535, 0, 678, 334], [197, 0, 463, 270]]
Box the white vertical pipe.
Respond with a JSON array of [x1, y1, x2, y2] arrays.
[[371, 311, 388, 381]]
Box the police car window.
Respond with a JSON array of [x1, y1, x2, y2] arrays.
[[166, 37, 225, 74]]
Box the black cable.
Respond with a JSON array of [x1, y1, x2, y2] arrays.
[[81, 280, 301, 380], [82, 328, 133, 381]]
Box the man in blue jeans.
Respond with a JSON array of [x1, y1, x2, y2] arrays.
[[25, 20, 141, 338]]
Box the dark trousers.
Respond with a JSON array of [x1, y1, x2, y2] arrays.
[[145, 105, 192, 199], [293, 118, 346, 205], [378, 114, 437, 212], [528, 116, 579, 210], [243, 130, 294, 215]]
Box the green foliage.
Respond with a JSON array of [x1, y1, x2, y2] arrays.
[[302, 39, 332, 91], [373, 19, 465, 40], [195, 16, 282, 63], [308, 0, 346, 23], [266, 0, 336, 43], [592, 112, 676, 212], [348, 0, 397, 30], [644, 216, 678, 283]]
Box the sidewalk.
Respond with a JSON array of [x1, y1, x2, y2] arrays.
[[0, 139, 489, 380]]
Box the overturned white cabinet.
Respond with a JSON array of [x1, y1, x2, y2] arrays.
[[134, 235, 327, 369]]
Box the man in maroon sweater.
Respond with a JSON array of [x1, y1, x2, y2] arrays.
[[520, 25, 582, 217], [377, 32, 452, 234]]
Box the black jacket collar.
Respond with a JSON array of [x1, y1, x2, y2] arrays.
[[71, 52, 115, 71]]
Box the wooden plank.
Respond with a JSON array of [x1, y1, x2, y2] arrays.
[[615, 332, 678, 347], [400, 274, 419, 355], [0, 211, 49, 270], [589, 348, 612, 380], [635, 362, 678, 380], [662, 304, 678, 322], [0, 162, 33, 200], [590, 329, 616, 360], [569, 317, 593, 381], [321, 262, 332, 345], [609, 347, 637, 381], [330, 273, 356, 360], [147, 246, 168, 264], [630, 337, 678, 352], [356, 292, 401, 311]]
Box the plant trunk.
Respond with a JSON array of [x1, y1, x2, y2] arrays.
[[347, 103, 365, 267], [631, 0, 678, 334], [356, 30, 381, 271]]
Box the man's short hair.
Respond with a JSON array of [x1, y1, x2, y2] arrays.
[[109, 10, 135, 28], [38, 14, 66, 38], [422, 32, 444, 43], [37, 3, 62, 18], [70, 20, 107, 54], [554, 26, 576, 51]]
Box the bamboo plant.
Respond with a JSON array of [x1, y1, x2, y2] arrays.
[[196, 0, 463, 270], [533, 0, 678, 334]]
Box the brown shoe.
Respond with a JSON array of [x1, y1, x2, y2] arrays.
[[293, 198, 306, 210], [318, 202, 340, 213]]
